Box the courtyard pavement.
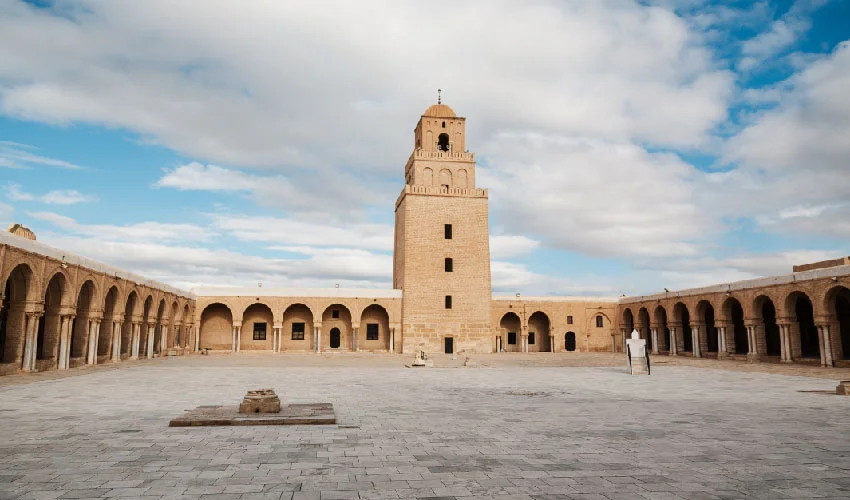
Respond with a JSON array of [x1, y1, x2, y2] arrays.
[[1, 354, 849, 500]]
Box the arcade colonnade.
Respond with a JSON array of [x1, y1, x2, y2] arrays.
[[618, 263, 850, 367], [0, 232, 194, 375], [193, 289, 402, 353]]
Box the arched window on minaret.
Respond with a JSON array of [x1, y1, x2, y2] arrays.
[[437, 133, 450, 151]]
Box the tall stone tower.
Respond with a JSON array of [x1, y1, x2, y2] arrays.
[[393, 101, 492, 354]]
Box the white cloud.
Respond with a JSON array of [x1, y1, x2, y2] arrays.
[[156, 162, 388, 217], [28, 211, 214, 243], [722, 41, 850, 237], [40, 189, 97, 205], [3, 183, 97, 205], [0, 140, 83, 169], [3, 183, 33, 201], [481, 134, 711, 258], [211, 214, 393, 251], [0, 201, 13, 226], [489, 234, 539, 260], [0, 0, 732, 172], [738, 0, 827, 71]]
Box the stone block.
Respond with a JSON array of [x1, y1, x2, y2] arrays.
[[836, 381, 850, 395], [239, 389, 281, 414]]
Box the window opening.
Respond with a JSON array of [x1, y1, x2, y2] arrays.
[[444, 224, 452, 239], [445, 296, 452, 309], [366, 323, 379, 340], [253, 322, 267, 341], [291, 322, 305, 340], [445, 258, 453, 272]]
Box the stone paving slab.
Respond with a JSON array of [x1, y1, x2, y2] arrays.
[[0, 356, 849, 499], [169, 404, 336, 427]]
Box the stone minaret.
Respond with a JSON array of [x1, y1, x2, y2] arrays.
[[393, 101, 492, 354]]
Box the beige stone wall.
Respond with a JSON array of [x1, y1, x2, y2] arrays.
[[193, 295, 402, 353], [491, 298, 619, 353], [396, 192, 492, 354]]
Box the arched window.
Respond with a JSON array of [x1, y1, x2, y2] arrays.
[[437, 133, 450, 151], [596, 316, 604, 328], [442, 121, 446, 128]]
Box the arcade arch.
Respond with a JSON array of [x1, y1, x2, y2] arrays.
[[242, 303, 273, 350], [322, 304, 352, 351], [527, 311, 551, 352], [499, 312, 521, 353], [359, 304, 390, 351], [281, 304, 313, 351], [199, 303, 233, 350]]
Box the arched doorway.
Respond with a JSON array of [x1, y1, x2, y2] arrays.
[[565, 332, 576, 351], [653, 306, 670, 352], [722, 298, 747, 355], [637, 308, 652, 350], [1, 264, 34, 369], [242, 303, 273, 350], [330, 328, 341, 349], [121, 291, 137, 358], [528, 311, 551, 352], [359, 304, 390, 351], [70, 281, 95, 367], [788, 292, 818, 359], [674, 303, 692, 354], [97, 286, 118, 361], [322, 304, 352, 351], [499, 312, 521, 353], [282, 304, 314, 351], [199, 303, 233, 350], [40, 272, 67, 366], [755, 296, 781, 357], [696, 301, 717, 353]]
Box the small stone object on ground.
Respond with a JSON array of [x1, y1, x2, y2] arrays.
[[239, 389, 281, 414], [836, 380, 850, 395]]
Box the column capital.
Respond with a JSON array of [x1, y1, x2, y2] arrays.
[[232, 321, 242, 328]]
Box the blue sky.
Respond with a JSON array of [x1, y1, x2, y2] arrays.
[[1, 0, 849, 296]]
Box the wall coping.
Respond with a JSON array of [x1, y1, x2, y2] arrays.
[[620, 264, 850, 305], [1, 231, 193, 298], [492, 295, 619, 303], [194, 287, 403, 299]]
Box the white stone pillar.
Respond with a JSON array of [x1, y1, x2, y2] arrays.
[[651, 328, 659, 355], [57, 315, 69, 370], [389, 328, 395, 353], [22, 313, 39, 372], [231, 326, 236, 352], [818, 325, 833, 368], [91, 320, 101, 365], [353, 327, 359, 352], [161, 326, 168, 352], [236, 325, 242, 352], [670, 327, 678, 356], [691, 326, 701, 358], [717, 327, 726, 357], [147, 326, 155, 359], [780, 325, 792, 362], [194, 326, 200, 352], [112, 322, 121, 362], [316, 326, 321, 353]]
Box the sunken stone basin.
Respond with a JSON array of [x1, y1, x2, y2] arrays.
[[169, 389, 335, 427]]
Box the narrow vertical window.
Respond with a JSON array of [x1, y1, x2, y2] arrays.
[[444, 224, 452, 239], [445, 258, 453, 272], [567, 316, 573, 325], [445, 295, 452, 309], [596, 316, 604, 328]]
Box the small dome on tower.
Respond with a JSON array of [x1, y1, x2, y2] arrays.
[[7, 223, 36, 241], [423, 103, 456, 118]]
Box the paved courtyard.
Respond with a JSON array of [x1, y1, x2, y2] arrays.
[[1, 354, 850, 500]]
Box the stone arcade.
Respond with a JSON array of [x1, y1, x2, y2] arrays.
[[1, 102, 849, 375]]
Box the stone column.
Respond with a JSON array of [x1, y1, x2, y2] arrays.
[[746, 325, 760, 362], [147, 325, 155, 359], [236, 325, 242, 352], [692, 326, 701, 358], [57, 315, 70, 369], [22, 312, 41, 372], [650, 328, 659, 355], [130, 323, 139, 359], [817, 324, 834, 368], [717, 327, 728, 359], [85, 320, 96, 365], [112, 322, 121, 362], [161, 325, 168, 352], [390, 327, 395, 353], [353, 327, 359, 352], [669, 327, 678, 356], [90, 320, 101, 365], [316, 326, 321, 353]]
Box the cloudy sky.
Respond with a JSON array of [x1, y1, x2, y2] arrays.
[[1, 0, 849, 296]]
